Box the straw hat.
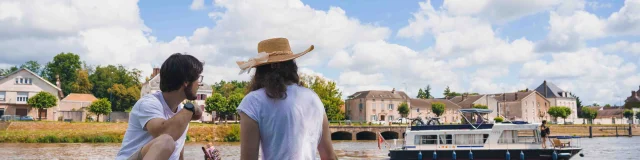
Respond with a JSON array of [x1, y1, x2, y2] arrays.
[[236, 38, 314, 74]]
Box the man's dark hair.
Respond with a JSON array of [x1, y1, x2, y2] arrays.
[[248, 60, 300, 99], [159, 53, 203, 92]]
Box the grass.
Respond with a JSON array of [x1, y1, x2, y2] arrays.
[[0, 121, 239, 143]]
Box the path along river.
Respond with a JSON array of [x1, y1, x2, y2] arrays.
[[1, 137, 638, 159]]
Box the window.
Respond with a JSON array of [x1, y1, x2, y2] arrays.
[[415, 135, 438, 145], [17, 92, 28, 102], [380, 102, 383, 110], [389, 115, 394, 121], [455, 134, 489, 145], [388, 104, 394, 110], [417, 108, 420, 112], [371, 115, 377, 121], [0, 92, 5, 101], [14, 78, 33, 85], [439, 134, 453, 144], [359, 103, 363, 111], [498, 130, 539, 144]]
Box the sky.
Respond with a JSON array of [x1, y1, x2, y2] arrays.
[[1, 0, 640, 106]]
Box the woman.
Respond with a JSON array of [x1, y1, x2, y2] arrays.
[[236, 38, 337, 160], [540, 120, 550, 148]]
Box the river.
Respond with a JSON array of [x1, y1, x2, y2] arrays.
[[0, 137, 638, 159]]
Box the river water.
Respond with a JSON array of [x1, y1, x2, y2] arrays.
[[0, 137, 638, 159]]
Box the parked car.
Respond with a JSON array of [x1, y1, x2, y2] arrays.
[[19, 116, 34, 121]]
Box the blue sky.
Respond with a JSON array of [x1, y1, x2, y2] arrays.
[[1, 0, 639, 105]]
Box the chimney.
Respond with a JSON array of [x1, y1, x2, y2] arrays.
[[525, 88, 529, 92], [151, 67, 160, 78], [543, 80, 548, 98], [391, 88, 395, 94], [633, 91, 637, 97], [462, 93, 467, 100], [515, 93, 519, 100]]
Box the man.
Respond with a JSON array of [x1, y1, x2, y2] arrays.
[[116, 53, 204, 160]]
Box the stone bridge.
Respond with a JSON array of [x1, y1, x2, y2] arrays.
[[329, 126, 407, 141]]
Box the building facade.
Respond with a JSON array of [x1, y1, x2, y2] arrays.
[[448, 94, 499, 120], [409, 98, 462, 124], [345, 89, 410, 123], [535, 81, 578, 120], [140, 68, 214, 122], [493, 91, 550, 122], [0, 69, 63, 121], [58, 93, 98, 122]]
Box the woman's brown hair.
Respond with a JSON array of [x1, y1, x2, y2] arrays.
[[248, 60, 300, 99]]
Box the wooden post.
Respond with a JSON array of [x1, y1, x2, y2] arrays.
[[589, 126, 593, 138], [616, 126, 619, 137], [629, 124, 633, 137]]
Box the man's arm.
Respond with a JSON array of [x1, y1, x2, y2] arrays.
[[240, 112, 260, 160], [144, 105, 201, 141], [318, 114, 338, 160]]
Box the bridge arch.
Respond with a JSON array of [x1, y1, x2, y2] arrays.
[[356, 131, 377, 140], [331, 131, 352, 140], [381, 131, 399, 139]]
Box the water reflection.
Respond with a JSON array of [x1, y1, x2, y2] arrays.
[[1, 137, 638, 159]]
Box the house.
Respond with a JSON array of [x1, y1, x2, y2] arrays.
[[448, 94, 499, 120], [535, 80, 578, 119], [491, 90, 551, 122], [0, 68, 63, 121], [58, 93, 98, 121], [409, 98, 462, 124], [624, 85, 640, 109], [140, 67, 214, 122], [345, 88, 410, 123]]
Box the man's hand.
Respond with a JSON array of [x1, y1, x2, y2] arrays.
[[191, 104, 203, 120]]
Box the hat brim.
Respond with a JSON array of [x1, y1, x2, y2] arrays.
[[237, 45, 314, 68]]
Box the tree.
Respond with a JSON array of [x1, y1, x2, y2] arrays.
[[604, 104, 611, 107], [592, 103, 599, 107], [88, 98, 112, 122], [581, 107, 598, 124], [27, 91, 58, 120], [0, 66, 19, 76], [636, 111, 640, 122], [227, 93, 244, 121], [560, 107, 572, 122], [211, 80, 250, 97], [107, 84, 140, 112], [300, 74, 345, 121], [571, 93, 583, 118], [623, 110, 634, 124], [205, 93, 228, 124], [548, 106, 570, 123], [443, 86, 451, 98], [89, 65, 141, 99], [20, 60, 42, 75], [472, 104, 488, 109], [416, 89, 425, 99], [398, 102, 410, 118], [43, 52, 82, 95], [431, 102, 445, 117], [70, 69, 93, 94]]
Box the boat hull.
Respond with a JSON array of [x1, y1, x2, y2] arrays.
[[389, 148, 582, 160]]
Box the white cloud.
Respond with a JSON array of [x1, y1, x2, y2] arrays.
[[190, 0, 206, 10], [535, 11, 605, 52], [338, 71, 384, 86], [602, 41, 640, 55], [605, 0, 640, 35], [443, 0, 559, 24]]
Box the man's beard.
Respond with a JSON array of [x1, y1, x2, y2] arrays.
[[184, 83, 198, 100]]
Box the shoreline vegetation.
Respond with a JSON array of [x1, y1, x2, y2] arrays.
[[0, 121, 638, 143]]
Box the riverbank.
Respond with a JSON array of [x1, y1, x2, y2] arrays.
[[0, 121, 238, 143], [1, 122, 638, 143]]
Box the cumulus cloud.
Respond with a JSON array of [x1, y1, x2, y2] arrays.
[[602, 41, 640, 55], [190, 0, 206, 10]]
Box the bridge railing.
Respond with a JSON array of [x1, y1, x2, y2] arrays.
[[328, 120, 411, 126]]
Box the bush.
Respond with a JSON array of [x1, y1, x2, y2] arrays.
[[494, 117, 504, 123], [223, 125, 240, 142]]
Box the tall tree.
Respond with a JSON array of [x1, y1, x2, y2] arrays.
[[398, 102, 410, 118], [581, 107, 597, 124], [431, 102, 445, 117], [0, 66, 19, 76], [604, 104, 611, 107], [623, 110, 634, 124], [89, 65, 141, 99], [43, 52, 82, 95], [227, 93, 244, 121], [19, 60, 42, 75], [205, 93, 228, 124], [107, 84, 140, 112], [416, 89, 425, 99], [27, 91, 58, 121], [70, 69, 93, 94], [571, 93, 583, 118], [301, 74, 345, 121], [443, 86, 451, 98], [88, 98, 112, 122]]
